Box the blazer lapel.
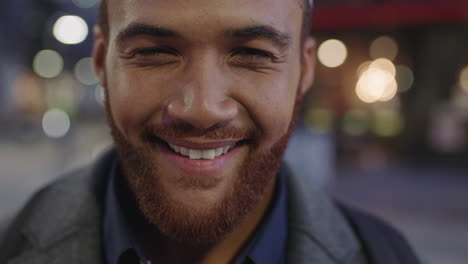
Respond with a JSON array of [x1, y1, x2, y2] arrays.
[[7, 168, 105, 264], [284, 165, 362, 263]]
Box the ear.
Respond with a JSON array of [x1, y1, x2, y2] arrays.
[[299, 37, 316, 96], [92, 26, 108, 89]]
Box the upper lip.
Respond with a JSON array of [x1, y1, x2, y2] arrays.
[[159, 137, 242, 150]]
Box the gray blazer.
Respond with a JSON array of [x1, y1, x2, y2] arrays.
[[0, 149, 367, 264]]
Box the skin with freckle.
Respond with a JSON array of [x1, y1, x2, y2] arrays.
[[93, 0, 316, 254]]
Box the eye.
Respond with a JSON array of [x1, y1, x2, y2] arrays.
[[133, 47, 177, 57], [233, 47, 273, 58], [230, 47, 278, 69], [123, 47, 181, 67]]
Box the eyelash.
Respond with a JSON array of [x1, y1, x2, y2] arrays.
[[132, 47, 176, 57], [233, 47, 273, 58], [124, 46, 279, 70]]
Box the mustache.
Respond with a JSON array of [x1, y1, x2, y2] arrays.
[[141, 122, 261, 142]]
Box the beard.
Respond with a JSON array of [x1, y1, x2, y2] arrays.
[[105, 93, 302, 248]]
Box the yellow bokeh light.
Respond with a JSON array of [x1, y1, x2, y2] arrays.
[[305, 108, 333, 133], [378, 78, 398, 102], [373, 110, 404, 137], [356, 68, 394, 103], [370, 36, 399, 61], [356, 58, 399, 103], [53, 15, 88, 45], [318, 39, 348, 68], [459, 66, 468, 93], [370, 58, 396, 77], [342, 109, 370, 136], [356, 61, 372, 77]]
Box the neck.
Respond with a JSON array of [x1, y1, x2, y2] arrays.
[[137, 178, 277, 264]]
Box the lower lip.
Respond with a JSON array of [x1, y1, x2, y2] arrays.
[[159, 144, 242, 175]]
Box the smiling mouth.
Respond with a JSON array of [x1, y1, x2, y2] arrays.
[[147, 135, 248, 160], [167, 144, 236, 160]]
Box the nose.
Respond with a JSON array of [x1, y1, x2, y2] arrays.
[[165, 57, 238, 130]]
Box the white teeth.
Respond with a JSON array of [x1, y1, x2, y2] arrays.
[[202, 149, 216, 160], [169, 143, 233, 159], [222, 146, 230, 154], [215, 147, 223, 157], [173, 145, 181, 153], [180, 147, 189, 156], [189, 150, 202, 160]]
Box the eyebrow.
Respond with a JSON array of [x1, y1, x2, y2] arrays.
[[116, 23, 181, 44], [115, 23, 291, 49], [228, 25, 291, 49]]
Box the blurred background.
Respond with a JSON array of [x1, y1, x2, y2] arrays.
[[0, 0, 467, 263]]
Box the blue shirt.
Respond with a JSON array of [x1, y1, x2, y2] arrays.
[[103, 160, 288, 264]]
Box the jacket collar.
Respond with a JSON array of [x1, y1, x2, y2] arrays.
[[10, 148, 360, 264], [284, 164, 361, 263], [9, 149, 115, 264]]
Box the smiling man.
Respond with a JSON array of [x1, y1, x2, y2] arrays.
[[0, 0, 421, 264]]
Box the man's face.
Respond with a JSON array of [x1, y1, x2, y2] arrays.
[[94, 0, 315, 245]]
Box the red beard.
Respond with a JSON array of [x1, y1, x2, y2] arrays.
[[106, 95, 301, 247]]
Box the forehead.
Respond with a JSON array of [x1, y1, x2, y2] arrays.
[[107, 0, 303, 42]]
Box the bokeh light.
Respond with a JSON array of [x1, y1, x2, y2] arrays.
[[305, 108, 333, 133], [44, 73, 79, 114], [95, 85, 105, 106], [356, 59, 398, 103], [356, 61, 372, 77], [318, 39, 348, 68], [342, 109, 370, 136], [33, 50, 64, 79], [459, 66, 468, 93], [53, 15, 89, 45], [378, 78, 398, 102], [373, 110, 404, 137], [396, 65, 415, 92], [72, 0, 99, 8], [370, 58, 396, 77], [42, 108, 71, 138], [356, 68, 393, 103], [74, 57, 98, 85], [370, 36, 399, 61]]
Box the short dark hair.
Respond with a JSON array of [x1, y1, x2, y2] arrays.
[[97, 0, 311, 41]]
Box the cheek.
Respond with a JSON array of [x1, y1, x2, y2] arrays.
[[235, 72, 299, 146], [106, 63, 172, 138]]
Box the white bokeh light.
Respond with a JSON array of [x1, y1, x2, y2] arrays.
[[53, 15, 89, 45], [72, 0, 99, 8], [42, 109, 71, 138], [75, 57, 98, 85], [318, 39, 348, 68], [33, 50, 64, 79]]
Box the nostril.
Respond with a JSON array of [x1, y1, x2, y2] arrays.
[[165, 94, 238, 130]]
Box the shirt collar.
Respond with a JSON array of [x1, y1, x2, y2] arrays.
[[103, 160, 148, 264], [235, 164, 289, 264]]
